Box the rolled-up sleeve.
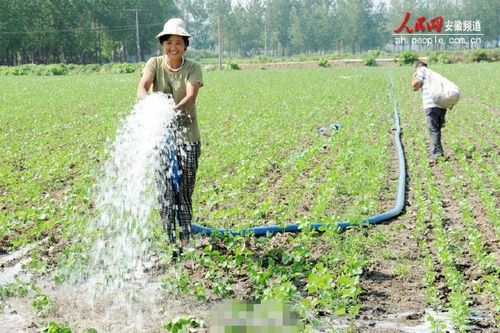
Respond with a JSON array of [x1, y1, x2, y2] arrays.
[[416, 67, 425, 82], [188, 64, 203, 87], [142, 57, 157, 77]]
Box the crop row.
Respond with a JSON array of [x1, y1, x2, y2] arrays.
[[1, 64, 497, 331], [194, 68, 394, 230], [394, 64, 499, 330]]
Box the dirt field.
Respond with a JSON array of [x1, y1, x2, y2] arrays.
[[1, 63, 498, 332]]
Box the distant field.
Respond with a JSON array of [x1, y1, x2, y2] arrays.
[[0, 63, 498, 331]]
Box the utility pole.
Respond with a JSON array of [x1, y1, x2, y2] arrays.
[[264, 23, 267, 57], [134, 7, 141, 62], [218, 15, 223, 70], [125, 8, 141, 62]]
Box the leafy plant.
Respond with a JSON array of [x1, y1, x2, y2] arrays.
[[253, 54, 270, 63], [161, 269, 190, 296], [318, 57, 330, 68], [469, 48, 491, 62], [226, 59, 240, 70], [396, 50, 419, 65], [163, 315, 204, 333], [0, 280, 33, 311], [32, 292, 52, 315], [363, 55, 377, 66], [426, 314, 447, 333], [429, 53, 452, 64], [43, 321, 72, 333], [0, 280, 31, 298]]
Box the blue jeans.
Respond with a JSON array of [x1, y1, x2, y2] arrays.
[[424, 107, 447, 160]]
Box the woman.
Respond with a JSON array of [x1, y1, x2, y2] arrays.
[[137, 18, 203, 247]]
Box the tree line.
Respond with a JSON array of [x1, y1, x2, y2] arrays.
[[0, 0, 178, 65], [0, 0, 497, 65]]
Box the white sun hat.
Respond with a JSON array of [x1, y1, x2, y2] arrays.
[[155, 18, 191, 40]]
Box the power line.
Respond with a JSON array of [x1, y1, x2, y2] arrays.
[[0, 22, 163, 36]]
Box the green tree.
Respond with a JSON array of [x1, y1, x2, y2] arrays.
[[0, 0, 178, 65], [289, 0, 322, 53], [265, 0, 293, 56], [231, 0, 264, 56], [205, 0, 233, 58], [135, 0, 179, 60], [0, 1, 29, 64], [289, 0, 336, 53], [370, 2, 390, 50], [336, 0, 375, 53], [461, 0, 499, 47], [177, 0, 215, 50]]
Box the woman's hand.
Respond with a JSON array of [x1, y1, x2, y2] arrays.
[[137, 72, 153, 100], [137, 89, 148, 100], [173, 80, 201, 111]]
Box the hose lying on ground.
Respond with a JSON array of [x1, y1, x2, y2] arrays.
[[191, 101, 405, 237]]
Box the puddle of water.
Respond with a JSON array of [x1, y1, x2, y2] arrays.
[[356, 308, 489, 333], [0, 298, 37, 333], [375, 309, 456, 333], [0, 246, 32, 266], [0, 258, 31, 285], [322, 307, 490, 333], [0, 245, 35, 284], [44, 278, 209, 332]]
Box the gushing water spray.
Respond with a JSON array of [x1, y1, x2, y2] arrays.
[[51, 93, 197, 331], [82, 93, 183, 291]]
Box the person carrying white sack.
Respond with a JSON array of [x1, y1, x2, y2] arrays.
[[412, 60, 451, 164]]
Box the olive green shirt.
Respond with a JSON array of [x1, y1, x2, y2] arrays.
[[143, 56, 203, 143]]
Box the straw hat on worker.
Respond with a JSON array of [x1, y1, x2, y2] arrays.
[[155, 18, 191, 40]]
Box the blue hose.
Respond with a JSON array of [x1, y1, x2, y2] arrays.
[[190, 101, 405, 236], [167, 128, 181, 194]]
